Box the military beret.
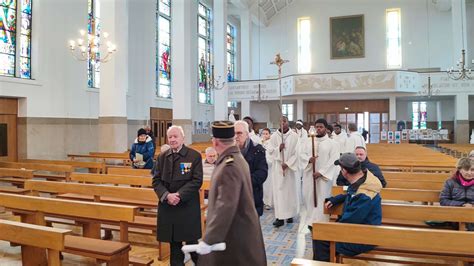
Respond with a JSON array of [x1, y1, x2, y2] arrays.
[[211, 121, 235, 138]]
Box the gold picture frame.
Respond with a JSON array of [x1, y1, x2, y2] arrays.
[[330, 14, 365, 59]]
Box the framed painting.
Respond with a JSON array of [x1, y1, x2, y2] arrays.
[[330, 14, 365, 59]]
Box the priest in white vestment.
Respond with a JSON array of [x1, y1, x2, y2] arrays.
[[261, 128, 273, 209], [332, 124, 348, 154], [295, 120, 308, 208], [267, 116, 300, 227], [243, 116, 261, 144], [344, 123, 366, 153], [300, 119, 340, 228]]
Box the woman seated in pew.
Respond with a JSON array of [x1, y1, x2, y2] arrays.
[[439, 157, 474, 231], [130, 128, 155, 169]]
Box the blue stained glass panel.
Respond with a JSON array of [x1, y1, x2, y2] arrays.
[[0, 53, 14, 76], [19, 57, 30, 78], [0, 6, 17, 32], [0, 0, 15, 9], [19, 34, 29, 57], [20, 12, 31, 35], [0, 30, 15, 54], [21, 0, 31, 14]]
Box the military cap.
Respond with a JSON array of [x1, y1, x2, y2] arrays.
[[211, 121, 235, 138]]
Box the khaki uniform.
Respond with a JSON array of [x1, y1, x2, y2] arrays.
[[198, 145, 266, 266]]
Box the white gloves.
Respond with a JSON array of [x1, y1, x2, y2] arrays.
[[195, 241, 212, 255]]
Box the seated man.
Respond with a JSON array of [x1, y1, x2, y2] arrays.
[[314, 153, 382, 261], [336, 146, 387, 187], [202, 147, 217, 179]]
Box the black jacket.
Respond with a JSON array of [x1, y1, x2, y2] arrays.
[[337, 157, 387, 188], [152, 145, 203, 242], [242, 140, 268, 216]]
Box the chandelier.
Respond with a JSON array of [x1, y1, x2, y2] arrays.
[[447, 49, 472, 80], [209, 65, 226, 90], [68, 18, 117, 64], [418, 76, 439, 98]]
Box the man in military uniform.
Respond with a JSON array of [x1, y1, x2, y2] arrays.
[[196, 121, 266, 266], [152, 125, 203, 266]]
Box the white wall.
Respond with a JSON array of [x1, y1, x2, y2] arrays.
[[251, 0, 453, 79], [467, 0, 474, 69]]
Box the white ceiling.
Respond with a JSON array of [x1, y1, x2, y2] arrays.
[[258, 0, 294, 21]]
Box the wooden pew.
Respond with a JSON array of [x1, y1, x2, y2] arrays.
[[0, 168, 34, 191], [312, 222, 474, 263], [384, 172, 449, 182], [0, 162, 74, 182], [0, 193, 134, 265], [290, 258, 350, 265], [25, 180, 157, 209], [107, 167, 151, 177], [0, 219, 71, 266], [385, 180, 445, 190], [326, 203, 474, 230], [20, 159, 106, 173], [70, 172, 152, 187], [331, 186, 440, 203], [68, 153, 130, 166]]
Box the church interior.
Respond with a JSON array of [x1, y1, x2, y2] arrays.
[[1, 0, 474, 265]]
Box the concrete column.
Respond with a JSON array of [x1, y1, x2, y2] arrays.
[[171, 0, 198, 144], [389, 96, 397, 131], [99, 0, 128, 152], [240, 9, 252, 80], [451, 0, 469, 66], [241, 100, 250, 118], [213, 0, 228, 121], [455, 93, 469, 143], [296, 98, 304, 121]]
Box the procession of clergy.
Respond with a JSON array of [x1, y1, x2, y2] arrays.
[[158, 116, 377, 265]]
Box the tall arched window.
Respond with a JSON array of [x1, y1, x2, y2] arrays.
[[87, 0, 100, 88], [226, 23, 235, 81], [156, 0, 171, 98], [0, 0, 33, 78], [197, 2, 212, 104]]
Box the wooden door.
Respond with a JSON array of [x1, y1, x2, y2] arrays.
[[0, 98, 18, 162]]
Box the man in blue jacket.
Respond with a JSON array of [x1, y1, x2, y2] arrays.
[[234, 120, 268, 216], [314, 152, 382, 261], [336, 146, 386, 187]]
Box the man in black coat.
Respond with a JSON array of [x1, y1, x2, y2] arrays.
[[234, 120, 268, 216], [336, 146, 387, 187], [152, 126, 203, 266]]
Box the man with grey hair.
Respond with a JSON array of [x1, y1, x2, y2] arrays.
[[152, 125, 203, 266], [203, 146, 217, 179], [196, 121, 266, 265], [234, 120, 268, 216]]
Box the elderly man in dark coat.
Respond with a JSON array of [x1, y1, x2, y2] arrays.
[[196, 121, 266, 266], [152, 125, 203, 266], [234, 120, 268, 216]]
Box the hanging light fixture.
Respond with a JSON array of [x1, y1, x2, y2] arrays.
[[418, 76, 440, 98], [447, 2, 472, 80], [68, 0, 117, 64]]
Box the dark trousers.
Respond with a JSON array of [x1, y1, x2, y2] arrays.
[[170, 240, 198, 266]]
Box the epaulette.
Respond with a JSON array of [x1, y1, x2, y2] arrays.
[[224, 155, 234, 164]]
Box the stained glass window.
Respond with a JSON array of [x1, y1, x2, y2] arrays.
[[156, 0, 171, 98], [0, 0, 32, 78], [412, 102, 427, 130], [198, 2, 212, 104], [87, 0, 100, 88], [226, 23, 235, 82]]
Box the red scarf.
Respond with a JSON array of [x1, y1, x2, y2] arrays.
[[457, 171, 474, 187]]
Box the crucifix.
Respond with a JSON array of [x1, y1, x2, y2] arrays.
[[270, 53, 289, 169]]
